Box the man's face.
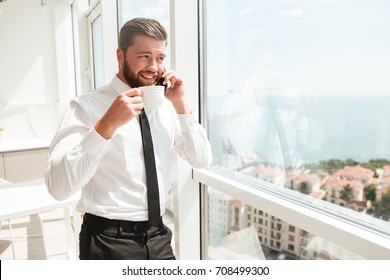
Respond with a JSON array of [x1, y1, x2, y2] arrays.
[[121, 35, 166, 88]]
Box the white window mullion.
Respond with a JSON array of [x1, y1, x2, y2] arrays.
[[86, 2, 102, 89], [53, 0, 76, 102], [100, 0, 118, 85], [171, 0, 201, 260]]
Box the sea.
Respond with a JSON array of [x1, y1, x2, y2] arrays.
[[207, 94, 390, 164]]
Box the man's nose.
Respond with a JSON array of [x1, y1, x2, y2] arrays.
[[146, 59, 158, 71]]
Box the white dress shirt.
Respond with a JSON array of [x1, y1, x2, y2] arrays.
[[45, 75, 212, 221]]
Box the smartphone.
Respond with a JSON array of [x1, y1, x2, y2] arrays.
[[158, 73, 168, 91]]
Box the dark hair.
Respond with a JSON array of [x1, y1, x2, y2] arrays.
[[118, 17, 167, 53]]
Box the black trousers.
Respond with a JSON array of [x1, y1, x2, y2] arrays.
[[79, 213, 175, 260]]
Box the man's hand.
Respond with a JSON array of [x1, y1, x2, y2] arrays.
[[161, 70, 191, 114], [95, 88, 143, 139]]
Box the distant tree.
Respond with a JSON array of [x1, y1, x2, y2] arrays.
[[306, 162, 320, 172], [361, 158, 390, 172], [299, 181, 311, 195], [340, 184, 354, 205], [369, 158, 390, 167], [319, 159, 344, 173], [344, 158, 359, 166], [364, 184, 377, 203], [374, 190, 390, 221], [312, 158, 390, 175]]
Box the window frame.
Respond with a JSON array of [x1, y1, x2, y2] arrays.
[[86, 0, 118, 90], [86, 1, 103, 90], [195, 0, 390, 260]]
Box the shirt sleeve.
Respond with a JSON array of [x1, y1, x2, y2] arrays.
[[173, 114, 213, 168], [44, 100, 110, 201]]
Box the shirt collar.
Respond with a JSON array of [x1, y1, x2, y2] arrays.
[[111, 74, 130, 95]]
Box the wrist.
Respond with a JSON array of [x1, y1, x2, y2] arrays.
[[171, 99, 191, 114], [94, 119, 117, 140]]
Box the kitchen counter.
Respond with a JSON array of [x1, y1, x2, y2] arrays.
[[0, 138, 51, 153]]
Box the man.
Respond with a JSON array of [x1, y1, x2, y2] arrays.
[[44, 17, 212, 260]]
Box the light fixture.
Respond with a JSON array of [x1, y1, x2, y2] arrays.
[[41, 0, 49, 6]]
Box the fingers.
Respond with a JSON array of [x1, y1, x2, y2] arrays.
[[162, 70, 183, 88], [125, 88, 142, 97], [121, 89, 143, 106], [117, 90, 144, 114], [128, 96, 144, 114], [128, 95, 143, 104]]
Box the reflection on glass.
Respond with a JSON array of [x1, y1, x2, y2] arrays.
[[207, 187, 366, 260], [204, 0, 390, 228], [91, 15, 104, 88]]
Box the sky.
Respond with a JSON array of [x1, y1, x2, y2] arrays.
[[205, 0, 390, 162], [206, 0, 390, 96]]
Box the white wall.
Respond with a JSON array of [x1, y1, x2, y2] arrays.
[[0, 0, 75, 144], [0, 0, 58, 105]]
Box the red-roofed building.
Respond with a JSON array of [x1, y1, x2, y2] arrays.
[[350, 200, 368, 213], [333, 165, 374, 184], [376, 186, 390, 201], [323, 176, 364, 206], [382, 165, 390, 177], [285, 171, 325, 198], [229, 199, 247, 232], [378, 165, 390, 187]]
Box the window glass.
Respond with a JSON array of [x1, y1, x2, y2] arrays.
[[207, 187, 366, 260], [117, 0, 171, 70], [203, 0, 390, 257], [91, 15, 104, 89]]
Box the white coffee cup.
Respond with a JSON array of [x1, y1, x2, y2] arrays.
[[139, 85, 165, 110]]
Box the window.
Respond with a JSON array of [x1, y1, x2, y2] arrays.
[[205, 187, 366, 259], [90, 15, 104, 88], [200, 0, 390, 259], [117, 0, 171, 70], [87, 2, 104, 89]]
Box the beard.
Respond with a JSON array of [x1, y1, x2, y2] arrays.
[[123, 59, 160, 88]]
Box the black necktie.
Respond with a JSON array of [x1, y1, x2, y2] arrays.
[[139, 109, 161, 226]]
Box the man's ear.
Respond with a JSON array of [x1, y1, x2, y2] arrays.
[[117, 48, 124, 66]]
